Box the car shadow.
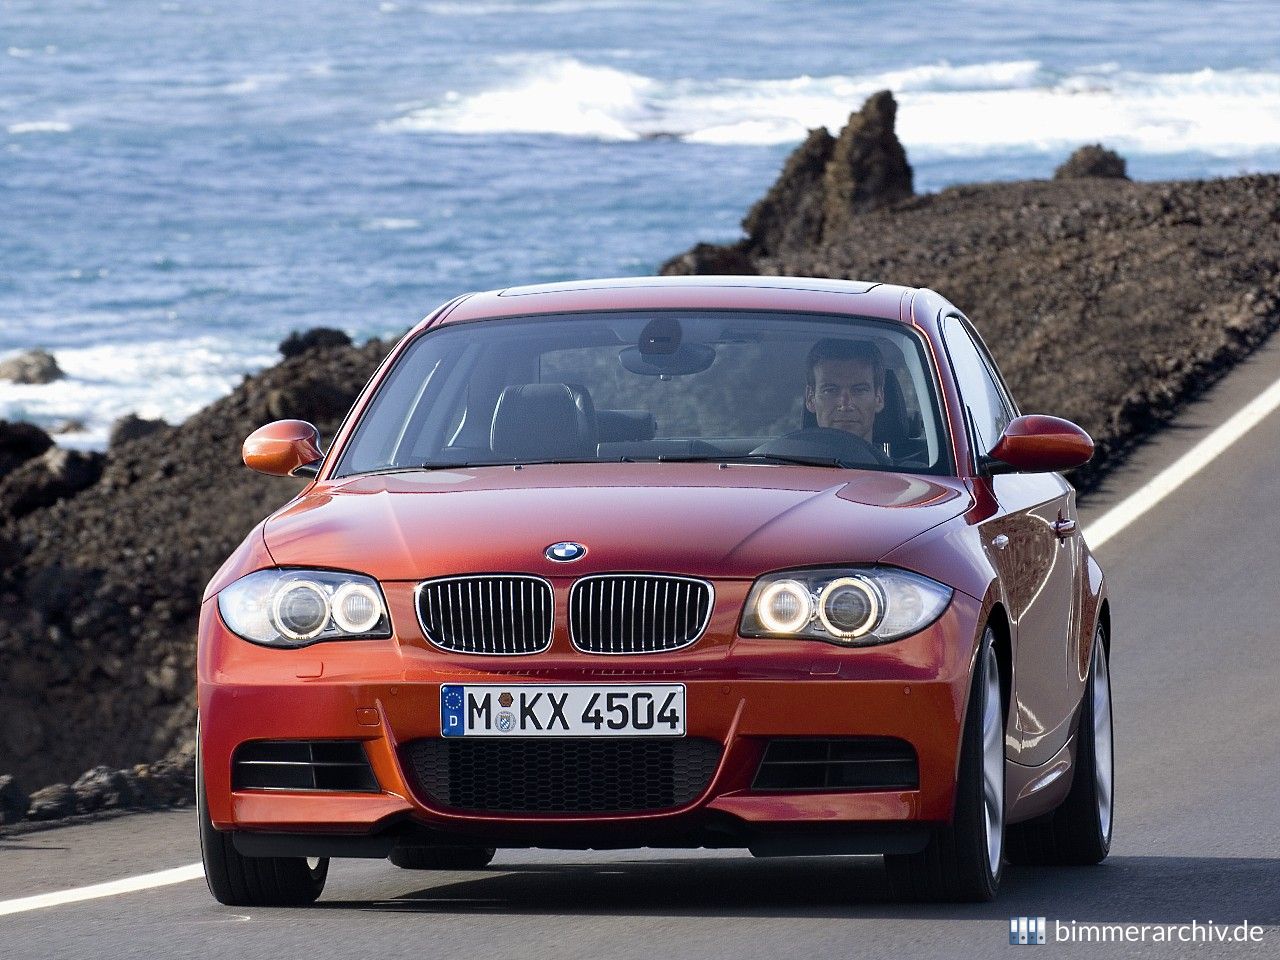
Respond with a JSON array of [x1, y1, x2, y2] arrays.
[[319, 854, 1280, 923]]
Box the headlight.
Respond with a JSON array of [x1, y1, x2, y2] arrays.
[[218, 569, 391, 647], [741, 567, 951, 645]]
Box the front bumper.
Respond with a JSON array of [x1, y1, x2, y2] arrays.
[[198, 587, 982, 852]]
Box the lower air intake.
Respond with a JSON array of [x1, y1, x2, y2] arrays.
[[753, 737, 919, 792], [403, 737, 722, 813], [232, 740, 378, 792]]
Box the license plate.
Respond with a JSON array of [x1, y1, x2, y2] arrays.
[[440, 684, 685, 737]]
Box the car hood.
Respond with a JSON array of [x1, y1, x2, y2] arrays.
[[263, 463, 970, 581]]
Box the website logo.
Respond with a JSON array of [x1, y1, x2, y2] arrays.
[[1010, 917, 1047, 945]]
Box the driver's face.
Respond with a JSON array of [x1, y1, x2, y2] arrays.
[[806, 359, 884, 441]]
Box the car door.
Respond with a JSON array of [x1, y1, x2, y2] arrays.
[[940, 315, 1081, 766]]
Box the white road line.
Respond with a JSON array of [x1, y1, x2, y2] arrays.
[[1084, 374, 1280, 549], [0, 863, 204, 917]]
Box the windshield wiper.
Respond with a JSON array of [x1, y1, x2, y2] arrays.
[[367, 454, 860, 475], [720, 453, 855, 468], [358, 463, 478, 475], [620, 454, 856, 468], [399, 458, 607, 471]]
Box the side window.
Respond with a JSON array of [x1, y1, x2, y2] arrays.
[[941, 315, 1012, 459]]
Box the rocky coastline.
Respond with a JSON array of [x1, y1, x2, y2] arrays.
[[2, 91, 1279, 827]]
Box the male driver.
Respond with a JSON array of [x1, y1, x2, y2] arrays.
[[805, 338, 885, 443]]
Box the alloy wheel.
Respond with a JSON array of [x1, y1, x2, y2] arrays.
[[981, 644, 1005, 875], [1092, 640, 1114, 840]]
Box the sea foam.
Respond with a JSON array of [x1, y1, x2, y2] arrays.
[[0, 337, 276, 450], [7, 120, 73, 134], [385, 55, 1280, 158]]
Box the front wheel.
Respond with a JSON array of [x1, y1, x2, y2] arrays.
[[1005, 625, 1113, 865], [197, 724, 329, 906], [885, 626, 1005, 902]]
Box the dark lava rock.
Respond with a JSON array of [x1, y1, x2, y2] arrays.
[[109, 414, 168, 448], [0, 530, 16, 571], [821, 89, 914, 233], [659, 242, 756, 277], [0, 338, 388, 789], [0, 348, 64, 384], [0, 745, 196, 826], [662, 90, 913, 274], [131, 750, 195, 809], [279, 327, 353, 358], [72, 765, 136, 813], [1055, 144, 1129, 180], [0, 774, 29, 824], [26, 783, 76, 820], [265, 380, 360, 423], [0, 447, 105, 519], [0, 420, 54, 478], [739, 126, 836, 260]]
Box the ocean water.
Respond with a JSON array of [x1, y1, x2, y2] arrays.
[[3, 0, 1280, 446]]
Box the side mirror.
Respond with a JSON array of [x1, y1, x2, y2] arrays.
[[983, 415, 1093, 474], [243, 420, 324, 478]]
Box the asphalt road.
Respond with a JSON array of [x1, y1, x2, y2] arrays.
[[5, 340, 1280, 958]]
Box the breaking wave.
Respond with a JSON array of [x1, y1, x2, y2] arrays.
[[384, 55, 1280, 158]]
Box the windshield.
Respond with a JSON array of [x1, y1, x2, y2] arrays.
[[333, 310, 952, 477]]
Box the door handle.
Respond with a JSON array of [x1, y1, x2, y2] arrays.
[[1053, 517, 1077, 539]]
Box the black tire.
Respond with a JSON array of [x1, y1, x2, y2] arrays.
[[197, 724, 329, 907], [885, 627, 1004, 902], [388, 845, 496, 870], [1005, 625, 1113, 866]]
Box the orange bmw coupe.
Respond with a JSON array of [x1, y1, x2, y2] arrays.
[[198, 276, 1113, 905]]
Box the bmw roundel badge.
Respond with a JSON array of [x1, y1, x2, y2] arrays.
[[545, 541, 587, 562]]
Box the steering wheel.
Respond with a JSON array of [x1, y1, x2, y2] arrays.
[[750, 427, 890, 466]]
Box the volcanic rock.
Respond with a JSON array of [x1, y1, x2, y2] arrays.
[[820, 89, 914, 233], [0, 420, 54, 478], [739, 126, 836, 260], [1055, 144, 1129, 180], [0, 348, 64, 384], [265, 380, 359, 422], [0, 447, 105, 519], [0, 337, 389, 790], [109, 414, 168, 448], [0, 774, 29, 824], [662, 90, 913, 273], [26, 783, 75, 820], [279, 326, 353, 358], [659, 242, 756, 277], [72, 765, 136, 813]]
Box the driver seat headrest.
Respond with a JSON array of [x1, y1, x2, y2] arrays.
[[490, 383, 593, 461]]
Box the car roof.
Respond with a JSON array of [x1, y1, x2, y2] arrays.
[[424, 275, 922, 330]]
